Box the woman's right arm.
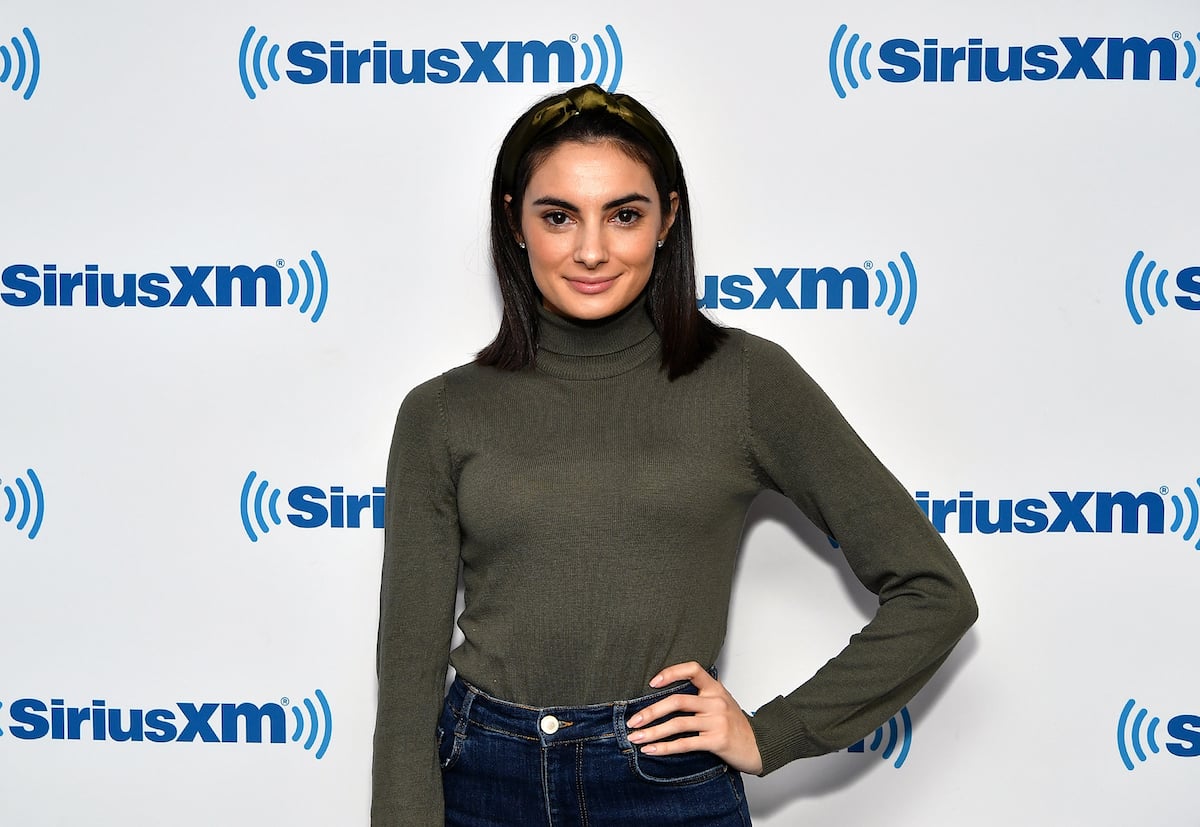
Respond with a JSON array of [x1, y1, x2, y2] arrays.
[[372, 377, 461, 826]]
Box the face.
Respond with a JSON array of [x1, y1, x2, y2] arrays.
[[511, 140, 677, 321]]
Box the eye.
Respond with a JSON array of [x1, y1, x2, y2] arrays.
[[542, 210, 572, 227], [613, 208, 642, 225]]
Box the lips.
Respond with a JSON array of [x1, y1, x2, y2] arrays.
[[565, 275, 618, 294]]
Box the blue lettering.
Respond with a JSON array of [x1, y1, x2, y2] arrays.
[[1095, 491, 1164, 534], [144, 708, 177, 743], [428, 48, 461, 83], [1175, 266, 1200, 310], [1023, 44, 1059, 80], [137, 272, 171, 308], [506, 40, 573, 83], [8, 698, 49, 739], [879, 38, 921, 82], [1013, 498, 1050, 533], [288, 486, 329, 528], [1059, 37, 1105, 80], [177, 703, 220, 743], [1166, 715, 1200, 758], [753, 267, 799, 310], [1106, 36, 1176, 81], [221, 702, 287, 744], [170, 266, 215, 308], [1047, 490, 1094, 532], [720, 275, 755, 310], [800, 266, 868, 310], [461, 41, 505, 83], [1, 263, 40, 306], [215, 264, 282, 307], [287, 42, 328, 84]]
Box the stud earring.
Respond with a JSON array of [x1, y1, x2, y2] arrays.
[[656, 239, 664, 248], [518, 241, 526, 249]]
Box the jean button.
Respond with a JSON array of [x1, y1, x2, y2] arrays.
[[539, 715, 560, 735]]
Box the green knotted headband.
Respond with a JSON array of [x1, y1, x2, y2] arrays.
[[499, 84, 679, 191]]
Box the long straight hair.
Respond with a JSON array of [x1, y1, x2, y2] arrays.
[[476, 94, 725, 380]]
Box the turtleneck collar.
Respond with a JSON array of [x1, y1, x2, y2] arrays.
[[535, 293, 661, 380]]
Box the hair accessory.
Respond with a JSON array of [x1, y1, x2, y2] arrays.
[[500, 84, 678, 191]]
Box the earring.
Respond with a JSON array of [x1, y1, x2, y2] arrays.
[[518, 241, 526, 249], [656, 239, 664, 248]]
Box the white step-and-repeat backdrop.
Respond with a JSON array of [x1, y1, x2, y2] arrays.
[[2, 1, 1197, 824]]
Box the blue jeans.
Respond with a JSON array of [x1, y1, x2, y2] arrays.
[[439, 674, 753, 826]]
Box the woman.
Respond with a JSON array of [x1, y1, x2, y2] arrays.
[[373, 84, 976, 826]]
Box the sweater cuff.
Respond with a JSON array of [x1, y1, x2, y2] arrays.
[[747, 696, 831, 775]]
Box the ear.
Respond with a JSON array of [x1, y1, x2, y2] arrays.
[[658, 191, 680, 244], [504, 194, 523, 245]]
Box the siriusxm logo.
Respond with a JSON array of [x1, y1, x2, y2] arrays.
[[1118, 699, 1200, 770], [238, 24, 622, 100], [1, 251, 328, 322], [1124, 250, 1200, 324], [0, 690, 332, 759], [697, 252, 917, 325], [2, 467, 44, 540], [847, 707, 912, 769], [240, 470, 383, 542], [830, 25, 1200, 98], [0, 26, 40, 101], [915, 477, 1200, 549]]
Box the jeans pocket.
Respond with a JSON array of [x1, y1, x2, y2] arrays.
[[437, 702, 465, 771], [626, 745, 729, 786]]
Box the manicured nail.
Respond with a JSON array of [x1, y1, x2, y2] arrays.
[[627, 714, 642, 727], [649, 675, 664, 687], [628, 731, 644, 743], [641, 745, 658, 754]]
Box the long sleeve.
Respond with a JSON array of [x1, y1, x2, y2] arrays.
[[741, 336, 978, 775], [372, 377, 461, 825]]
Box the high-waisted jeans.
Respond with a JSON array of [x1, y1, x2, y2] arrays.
[[439, 674, 753, 826]]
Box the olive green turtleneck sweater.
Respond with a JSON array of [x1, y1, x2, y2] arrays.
[[372, 298, 976, 824]]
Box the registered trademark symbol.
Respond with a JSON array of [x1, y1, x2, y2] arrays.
[[864, 260, 874, 270], [1161, 486, 1169, 495], [276, 258, 286, 267], [1173, 31, 1182, 40], [281, 696, 290, 706], [570, 33, 579, 43]]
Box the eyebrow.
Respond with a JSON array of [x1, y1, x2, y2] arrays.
[[530, 193, 654, 211]]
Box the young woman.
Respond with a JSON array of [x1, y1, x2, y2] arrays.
[[372, 84, 977, 826]]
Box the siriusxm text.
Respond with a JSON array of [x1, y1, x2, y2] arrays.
[[6, 698, 287, 743], [1166, 716, 1200, 757], [286, 39, 573, 85], [915, 490, 1165, 534], [879, 36, 1181, 83], [698, 267, 869, 310], [289, 485, 385, 529], [2, 263, 284, 308]]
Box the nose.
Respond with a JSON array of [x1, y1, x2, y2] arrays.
[[573, 223, 608, 270]]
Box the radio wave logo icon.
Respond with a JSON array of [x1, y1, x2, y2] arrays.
[[285, 250, 328, 323], [847, 707, 912, 768], [240, 470, 282, 543], [288, 689, 333, 760], [575, 24, 622, 92], [2, 468, 44, 540], [239, 25, 281, 100], [1118, 698, 1162, 770], [1168, 477, 1200, 550], [829, 24, 873, 99], [1182, 31, 1200, 87], [1125, 250, 1171, 324], [0, 27, 40, 101], [871, 251, 917, 325]]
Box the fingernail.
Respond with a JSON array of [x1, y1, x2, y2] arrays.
[[649, 676, 663, 687], [628, 732, 644, 743], [627, 714, 643, 727], [641, 745, 658, 754]]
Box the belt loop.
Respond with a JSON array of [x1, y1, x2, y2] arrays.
[[613, 700, 630, 748], [456, 684, 477, 738]]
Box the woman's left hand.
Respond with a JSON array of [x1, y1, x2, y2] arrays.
[[625, 661, 764, 775]]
